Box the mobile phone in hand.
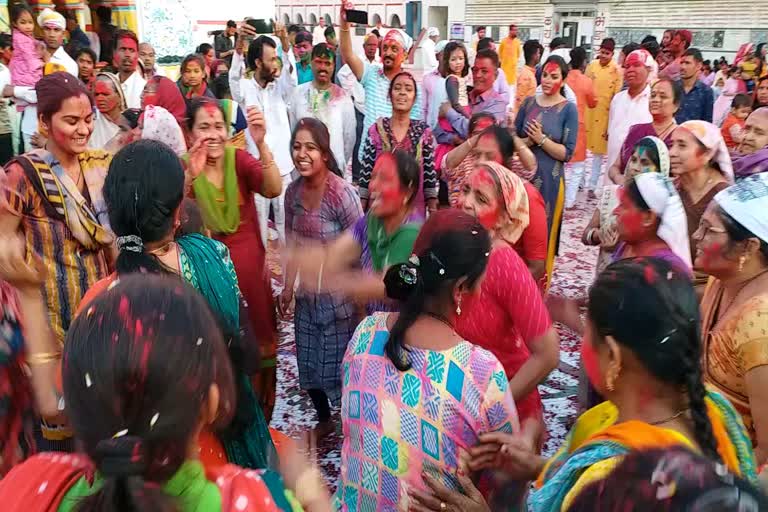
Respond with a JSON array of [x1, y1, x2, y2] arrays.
[[246, 18, 273, 34], [345, 9, 368, 25]]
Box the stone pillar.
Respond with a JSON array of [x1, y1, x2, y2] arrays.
[[592, 2, 611, 55], [541, 4, 555, 50]]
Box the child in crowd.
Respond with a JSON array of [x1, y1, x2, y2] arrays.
[[9, 4, 45, 97], [713, 66, 748, 126], [443, 42, 470, 118], [721, 93, 753, 149], [178, 54, 214, 99]]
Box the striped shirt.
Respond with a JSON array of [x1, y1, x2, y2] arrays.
[[2, 152, 110, 344], [358, 62, 423, 160]]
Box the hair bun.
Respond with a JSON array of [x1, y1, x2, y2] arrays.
[[95, 435, 146, 478], [384, 261, 421, 302]]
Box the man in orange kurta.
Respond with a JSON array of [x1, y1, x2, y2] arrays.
[[565, 47, 597, 207], [516, 39, 543, 112], [499, 24, 522, 89], [585, 38, 622, 196]]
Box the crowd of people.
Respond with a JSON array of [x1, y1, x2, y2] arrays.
[[0, 3, 767, 511]]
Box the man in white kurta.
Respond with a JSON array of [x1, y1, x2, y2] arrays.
[[419, 27, 440, 73], [230, 32, 295, 245], [289, 43, 356, 179], [605, 49, 655, 177]]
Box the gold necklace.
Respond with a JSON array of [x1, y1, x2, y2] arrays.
[[148, 240, 176, 257], [649, 408, 690, 426], [655, 120, 676, 138]]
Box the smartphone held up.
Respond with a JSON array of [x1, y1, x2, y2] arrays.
[[344, 8, 368, 25]]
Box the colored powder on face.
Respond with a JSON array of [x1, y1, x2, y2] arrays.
[[698, 241, 724, 268], [202, 102, 220, 119], [624, 50, 650, 69], [543, 61, 560, 75], [469, 169, 502, 229], [615, 188, 645, 238], [372, 159, 406, 210]]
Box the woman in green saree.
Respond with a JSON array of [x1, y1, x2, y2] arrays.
[[79, 139, 274, 472]]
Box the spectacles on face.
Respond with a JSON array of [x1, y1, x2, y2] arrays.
[[694, 223, 727, 241]]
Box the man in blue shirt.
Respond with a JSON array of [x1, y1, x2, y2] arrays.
[[675, 48, 714, 123], [294, 31, 314, 85]]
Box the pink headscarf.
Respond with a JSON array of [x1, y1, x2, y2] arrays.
[[141, 105, 187, 155], [678, 120, 734, 183]]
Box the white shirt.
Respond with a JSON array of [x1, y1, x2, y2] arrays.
[[230, 51, 295, 176], [51, 46, 78, 77], [606, 85, 653, 171], [422, 69, 446, 130], [419, 38, 438, 73], [313, 26, 327, 46], [120, 70, 147, 109], [88, 112, 120, 149], [289, 82, 357, 173], [337, 55, 380, 113], [0, 63, 12, 135]]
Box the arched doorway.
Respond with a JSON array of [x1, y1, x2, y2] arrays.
[[390, 14, 401, 28], [309, 13, 318, 27], [371, 13, 382, 27], [282, 13, 290, 26], [296, 13, 304, 26]]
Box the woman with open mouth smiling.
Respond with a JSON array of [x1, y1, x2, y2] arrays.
[[281, 117, 363, 439], [184, 97, 283, 422], [0, 72, 115, 451], [358, 71, 439, 217]]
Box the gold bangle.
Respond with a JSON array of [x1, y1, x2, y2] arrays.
[[294, 466, 325, 506], [26, 351, 62, 366]]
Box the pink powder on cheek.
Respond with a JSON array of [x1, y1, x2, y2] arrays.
[[469, 170, 501, 228], [698, 242, 724, 268], [372, 160, 407, 208]]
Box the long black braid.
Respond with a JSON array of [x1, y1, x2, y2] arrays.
[[588, 257, 720, 461]]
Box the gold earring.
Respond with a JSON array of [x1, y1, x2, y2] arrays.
[[739, 255, 747, 272], [456, 295, 462, 316], [605, 364, 621, 392]]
